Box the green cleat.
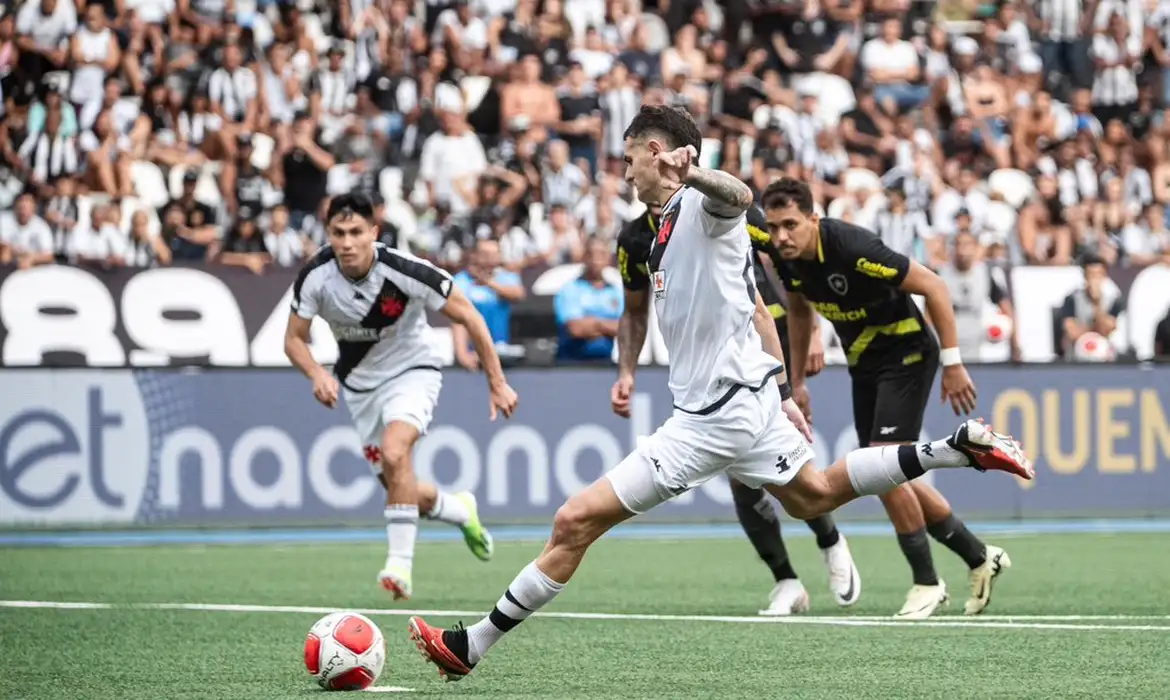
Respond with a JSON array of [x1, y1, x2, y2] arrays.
[[455, 492, 493, 561]]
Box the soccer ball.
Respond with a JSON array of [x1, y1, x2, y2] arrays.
[[304, 612, 386, 691], [985, 312, 1013, 345]]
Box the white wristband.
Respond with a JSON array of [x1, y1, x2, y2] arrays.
[[940, 347, 962, 367]]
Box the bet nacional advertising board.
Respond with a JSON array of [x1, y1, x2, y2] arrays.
[[1, 366, 1168, 527]]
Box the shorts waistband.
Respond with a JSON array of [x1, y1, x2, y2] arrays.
[[340, 365, 441, 394], [672, 365, 784, 417]]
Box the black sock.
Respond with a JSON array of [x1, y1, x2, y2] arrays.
[[731, 483, 797, 581], [926, 514, 987, 569], [804, 515, 840, 550], [896, 528, 939, 586]]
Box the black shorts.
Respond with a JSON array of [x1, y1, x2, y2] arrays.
[[851, 349, 939, 447]]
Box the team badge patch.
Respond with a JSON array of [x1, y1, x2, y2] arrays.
[[828, 273, 849, 295], [652, 270, 666, 300]]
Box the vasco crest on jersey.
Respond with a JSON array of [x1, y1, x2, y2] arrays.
[[652, 269, 666, 300]]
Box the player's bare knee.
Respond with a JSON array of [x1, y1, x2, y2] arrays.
[[550, 499, 602, 552], [378, 439, 412, 475]]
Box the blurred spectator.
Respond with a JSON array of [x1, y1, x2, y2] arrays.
[[274, 112, 334, 229], [1057, 254, 1125, 360], [1, 192, 55, 268], [161, 171, 219, 261], [263, 204, 311, 267], [220, 217, 270, 275], [124, 210, 172, 268], [533, 202, 584, 265], [452, 238, 526, 370], [554, 236, 621, 362], [542, 139, 588, 208], [72, 202, 126, 268], [938, 230, 1019, 361]]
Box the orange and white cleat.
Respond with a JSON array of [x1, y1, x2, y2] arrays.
[[949, 419, 1035, 480], [408, 617, 476, 682]]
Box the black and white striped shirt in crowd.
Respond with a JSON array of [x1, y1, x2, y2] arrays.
[[873, 208, 932, 260], [18, 131, 79, 183], [207, 67, 258, 122], [43, 195, 78, 258], [881, 168, 933, 214], [124, 236, 159, 267], [600, 86, 639, 157], [541, 162, 588, 208], [312, 68, 357, 116], [1033, 0, 1082, 40], [1150, 1, 1170, 52], [1090, 34, 1139, 106]]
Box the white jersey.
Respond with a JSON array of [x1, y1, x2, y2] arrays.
[[291, 243, 453, 392], [648, 187, 782, 414]]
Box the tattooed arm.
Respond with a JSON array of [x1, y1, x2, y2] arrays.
[[684, 166, 755, 220]]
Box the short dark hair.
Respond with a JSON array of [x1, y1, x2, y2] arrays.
[[623, 105, 702, 156], [760, 177, 814, 214], [326, 192, 375, 223], [1081, 252, 1108, 270]]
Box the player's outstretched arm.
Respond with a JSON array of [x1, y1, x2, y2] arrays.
[[441, 287, 519, 420]]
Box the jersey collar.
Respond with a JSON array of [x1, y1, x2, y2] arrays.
[[815, 222, 825, 263]]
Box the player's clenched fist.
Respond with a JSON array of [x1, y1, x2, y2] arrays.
[[611, 374, 635, 418], [311, 367, 339, 409], [489, 382, 519, 421]]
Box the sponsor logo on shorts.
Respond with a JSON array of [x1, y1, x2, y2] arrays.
[[879, 426, 898, 436], [786, 441, 810, 466]]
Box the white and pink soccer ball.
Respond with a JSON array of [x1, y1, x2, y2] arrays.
[[304, 612, 386, 691]]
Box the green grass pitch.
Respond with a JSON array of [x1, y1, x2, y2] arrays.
[[1, 531, 1167, 699]]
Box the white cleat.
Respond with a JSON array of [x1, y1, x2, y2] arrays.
[[758, 579, 811, 617], [894, 581, 948, 620], [950, 419, 1035, 480], [965, 545, 1011, 616], [377, 560, 413, 601], [823, 536, 861, 607]]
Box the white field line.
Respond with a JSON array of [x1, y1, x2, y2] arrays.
[[1, 599, 1169, 632]]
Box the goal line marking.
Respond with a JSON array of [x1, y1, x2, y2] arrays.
[[2, 599, 1168, 632]]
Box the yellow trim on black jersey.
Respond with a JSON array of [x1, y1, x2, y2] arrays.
[[815, 222, 825, 263], [747, 224, 770, 246], [845, 318, 922, 367]]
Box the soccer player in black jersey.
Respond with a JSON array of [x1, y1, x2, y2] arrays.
[[759, 177, 1012, 618], [615, 203, 862, 615]]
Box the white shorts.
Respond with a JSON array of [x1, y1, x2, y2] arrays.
[[605, 381, 813, 514], [343, 369, 443, 473]]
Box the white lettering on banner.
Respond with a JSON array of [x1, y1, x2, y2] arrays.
[[307, 426, 377, 509], [0, 373, 149, 524], [158, 427, 224, 509], [554, 425, 624, 495], [251, 286, 340, 366], [414, 426, 481, 494], [486, 426, 550, 506], [229, 428, 302, 509], [0, 267, 125, 365], [122, 269, 250, 366]]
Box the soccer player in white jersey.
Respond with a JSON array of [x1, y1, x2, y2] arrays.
[[284, 193, 519, 601], [407, 106, 1033, 682]]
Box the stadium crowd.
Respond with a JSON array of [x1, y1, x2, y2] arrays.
[[1, 0, 1170, 358]]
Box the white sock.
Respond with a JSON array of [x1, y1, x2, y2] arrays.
[[384, 504, 419, 568], [845, 439, 971, 497], [424, 491, 470, 527], [465, 562, 564, 664]]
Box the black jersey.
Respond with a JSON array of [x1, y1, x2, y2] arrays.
[[617, 203, 791, 350], [768, 217, 936, 375]]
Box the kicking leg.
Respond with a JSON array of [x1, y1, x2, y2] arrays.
[[409, 476, 635, 680], [913, 481, 1011, 616], [729, 478, 809, 616]]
